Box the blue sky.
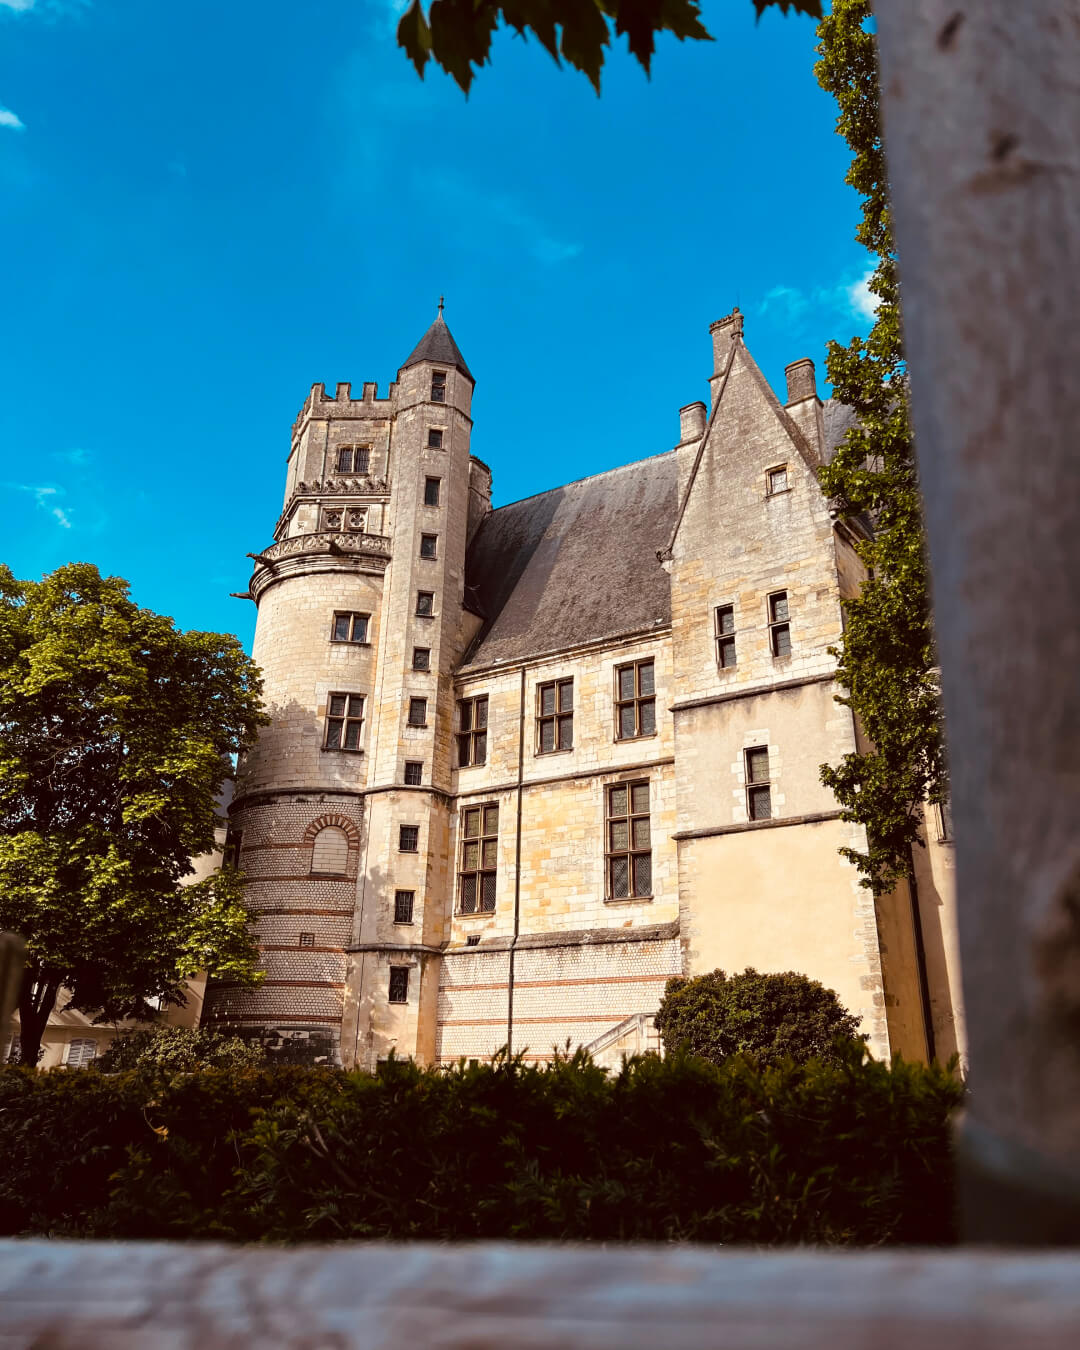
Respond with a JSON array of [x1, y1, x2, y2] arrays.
[[0, 0, 871, 650]]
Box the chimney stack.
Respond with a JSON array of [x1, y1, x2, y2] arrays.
[[784, 358, 817, 405], [679, 401, 707, 442], [783, 357, 825, 463], [708, 308, 744, 406]]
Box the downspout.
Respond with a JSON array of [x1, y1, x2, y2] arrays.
[[507, 667, 526, 1055], [906, 841, 937, 1064]]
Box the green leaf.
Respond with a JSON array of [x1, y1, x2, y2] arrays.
[[397, 0, 433, 79]]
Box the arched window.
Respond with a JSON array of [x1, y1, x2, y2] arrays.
[[310, 825, 349, 876]]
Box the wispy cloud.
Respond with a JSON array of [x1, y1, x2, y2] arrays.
[[11, 484, 73, 528], [0, 105, 25, 130], [0, 1, 37, 11], [758, 267, 879, 328], [0, 0, 91, 17], [423, 170, 583, 267], [52, 446, 92, 467], [846, 267, 878, 321]]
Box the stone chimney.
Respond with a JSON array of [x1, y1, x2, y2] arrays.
[[708, 308, 744, 407], [784, 357, 825, 464], [679, 401, 707, 443]]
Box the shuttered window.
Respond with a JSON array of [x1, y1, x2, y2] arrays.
[[66, 1038, 98, 1068]]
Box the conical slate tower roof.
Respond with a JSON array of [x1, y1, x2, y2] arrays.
[[400, 312, 474, 383]]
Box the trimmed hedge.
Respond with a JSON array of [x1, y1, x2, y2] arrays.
[[0, 1047, 963, 1245]]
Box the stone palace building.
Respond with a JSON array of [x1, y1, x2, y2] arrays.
[[202, 308, 964, 1069]]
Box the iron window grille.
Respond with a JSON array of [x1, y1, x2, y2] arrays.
[[335, 445, 371, 474], [427, 429, 444, 448], [388, 967, 409, 1003], [431, 372, 446, 403], [412, 646, 431, 670], [614, 659, 657, 740], [768, 592, 791, 657], [715, 604, 737, 668], [408, 697, 427, 727], [416, 591, 435, 617], [419, 533, 438, 560], [607, 781, 652, 900], [466, 934, 481, 946], [457, 695, 488, 766], [459, 803, 498, 914], [325, 693, 364, 750], [537, 678, 574, 752], [299, 932, 315, 948], [767, 464, 789, 495], [331, 611, 369, 644], [424, 476, 441, 506], [399, 825, 419, 852], [404, 761, 423, 786], [394, 890, 415, 924], [746, 747, 772, 820]]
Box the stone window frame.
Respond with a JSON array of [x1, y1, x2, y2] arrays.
[[416, 590, 435, 617], [456, 695, 488, 767], [427, 429, 445, 449], [403, 761, 423, 786], [324, 692, 364, 751], [335, 444, 371, 475], [536, 677, 574, 754], [606, 779, 653, 902], [767, 591, 792, 658], [321, 505, 367, 533], [458, 802, 499, 915], [388, 966, 410, 1003], [715, 604, 737, 669], [412, 646, 431, 671], [745, 746, 773, 821], [765, 463, 790, 496], [614, 658, 657, 741], [407, 697, 428, 728], [394, 890, 415, 924], [419, 533, 439, 561], [330, 611, 370, 645], [430, 371, 447, 404], [424, 476, 442, 506], [399, 824, 420, 853]]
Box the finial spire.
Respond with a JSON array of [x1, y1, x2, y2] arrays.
[[437, 295, 445, 317]]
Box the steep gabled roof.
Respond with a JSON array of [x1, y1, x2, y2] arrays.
[[461, 452, 677, 671], [400, 315, 474, 383]]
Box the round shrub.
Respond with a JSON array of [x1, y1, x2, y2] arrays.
[[97, 1026, 266, 1074]]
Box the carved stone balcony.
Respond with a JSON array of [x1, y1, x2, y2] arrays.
[[248, 530, 392, 598]]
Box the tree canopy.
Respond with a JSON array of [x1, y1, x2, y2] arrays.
[[397, 0, 822, 94], [0, 562, 268, 1064]]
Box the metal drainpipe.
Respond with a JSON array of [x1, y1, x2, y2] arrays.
[[506, 667, 526, 1055]]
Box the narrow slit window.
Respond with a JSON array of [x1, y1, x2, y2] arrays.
[[768, 591, 791, 657], [424, 476, 441, 506], [431, 372, 446, 403], [394, 890, 415, 924], [715, 605, 736, 669], [331, 611, 369, 644], [416, 591, 435, 617], [456, 695, 488, 766], [746, 747, 772, 821], [324, 693, 364, 751], [427, 429, 444, 448], [412, 646, 431, 671], [767, 465, 789, 495], [404, 760, 423, 786], [537, 678, 574, 753], [399, 825, 419, 853], [388, 967, 409, 1003], [408, 697, 427, 727], [614, 659, 656, 740], [419, 533, 438, 560], [459, 803, 498, 914], [606, 781, 652, 900]]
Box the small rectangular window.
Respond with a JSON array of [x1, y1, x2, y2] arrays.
[[767, 465, 789, 495], [746, 746, 772, 821], [331, 611, 369, 644], [222, 827, 243, 870], [416, 591, 435, 617], [394, 890, 415, 924], [457, 695, 488, 766], [427, 429, 444, 448], [65, 1038, 98, 1068], [424, 476, 441, 506], [399, 825, 419, 853], [715, 604, 736, 669], [466, 934, 481, 947], [354, 445, 371, 474], [389, 966, 410, 1002], [606, 780, 652, 900], [335, 447, 353, 473], [614, 659, 656, 740], [459, 803, 498, 914], [768, 591, 791, 657], [404, 760, 423, 786], [412, 646, 430, 671], [431, 373, 446, 403], [419, 533, 438, 560], [537, 678, 574, 753], [299, 932, 315, 948], [325, 692, 364, 751], [408, 697, 427, 727]]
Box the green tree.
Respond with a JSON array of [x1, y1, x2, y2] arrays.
[[97, 1025, 266, 1074], [655, 967, 864, 1067], [0, 563, 268, 1066], [395, 0, 821, 94], [814, 0, 947, 894]]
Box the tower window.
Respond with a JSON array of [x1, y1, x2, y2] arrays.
[[768, 592, 791, 657], [614, 659, 656, 740], [310, 824, 349, 875], [715, 605, 736, 669], [335, 446, 371, 474], [388, 967, 410, 1003], [404, 761, 423, 786], [746, 747, 772, 821], [408, 697, 427, 727], [427, 429, 444, 449], [459, 803, 498, 914], [457, 695, 488, 766], [324, 693, 364, 751], [607, 781, 652, 900], [298, 932, 315, 948], [331, 612, 369, 644], [222, 827, 243, 870], [416, 591, 435, 617], [399, 825, 419, 853], [412, 646, 430, 671], [424, 476, 441, 506], [431, 372, 446, 403], [767, 464, 789, 495], [419, 533, 438, 560], [537, 678, 573, 753], [394, 890, 415, 924]]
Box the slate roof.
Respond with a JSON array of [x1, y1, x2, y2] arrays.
[[822, 398, 859, 463], [461, 451, 677, 670], [400, 315, 474, 383]]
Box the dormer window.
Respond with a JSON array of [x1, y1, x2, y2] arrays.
[[431, 371, 446, 403]]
